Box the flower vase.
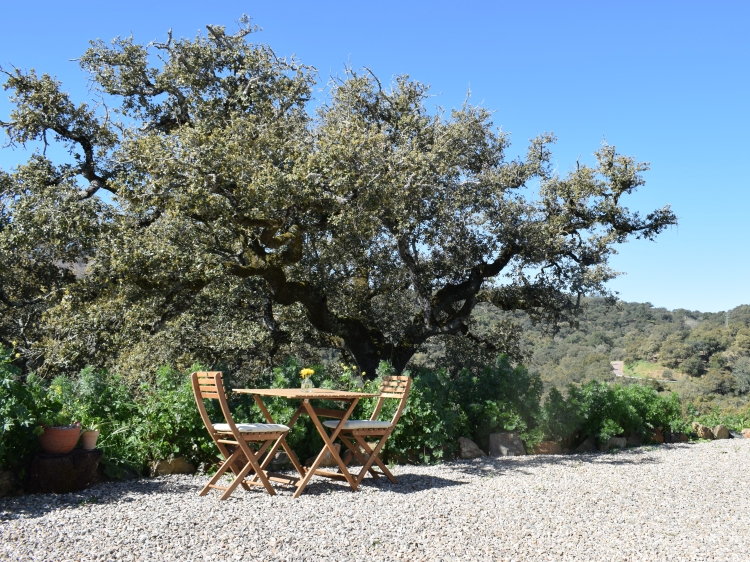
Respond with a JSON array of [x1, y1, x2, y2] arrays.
[[301, 377, 314, 393]]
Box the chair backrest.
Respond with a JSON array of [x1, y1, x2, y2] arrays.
[[191, 371, 236, 437], [370, 375, 412, 425]]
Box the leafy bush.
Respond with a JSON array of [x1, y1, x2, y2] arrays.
[[1, 351, 698, 482], [450, 356, 542, 451], [0, 360, 216, 477], [686, 403, 750, 433], [539, 380, 683, 444], [0, 346, 45, 472]]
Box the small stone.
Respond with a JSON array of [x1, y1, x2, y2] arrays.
[[531, 441, 562, 455], [598, 437, 627, 452], [742, 428, 750, 439], [305, 443, 341, 467], [712, 425, 730, 440], [151, 460, 174, 476], [646, 428, 664, 444], [488, 432, 526, 457], [169, 457, 195, 474], [575, 437, 597, 454], [270, 451, 291, 467], [458, 437, 486, 458], [667, 432, 689, 443], [626, 433, 643, 447], [692, 422, 714, 440]]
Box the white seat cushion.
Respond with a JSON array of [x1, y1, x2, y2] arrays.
[[322, 420, 392, 430], [213, 423, 289, 433]]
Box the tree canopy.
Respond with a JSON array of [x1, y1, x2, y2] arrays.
[[0, 18, 677, 379]]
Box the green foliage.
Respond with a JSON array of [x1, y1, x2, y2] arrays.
[[0, 359, 216, 477], [107, 366, 213, 476], [539, 381, 683, 444], [0, 346, 43, 471], [732, 357, 750, 395], [686, 403, 750, 433], [451, 356, 543, 450], [681, 355, 704, 376]]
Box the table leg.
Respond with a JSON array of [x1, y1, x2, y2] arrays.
[[252, 396, 307, 478], [293, 398, 359, 498]]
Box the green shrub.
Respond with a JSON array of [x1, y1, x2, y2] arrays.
[[686, 403, 750, 433], [450, 356, 543, 451], [1, 353, 696, 481], [540, 380, 683, 444]]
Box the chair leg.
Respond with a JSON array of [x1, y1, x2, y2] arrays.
[[339, 435, 379, 478], [219, 459, 257, 500], [239, 441, 277, 497], [200, 448, 243, 496], [353, 434, 397, 484]]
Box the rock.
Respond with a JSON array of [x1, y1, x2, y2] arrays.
[[626, 433, 643, 447], [305, 443, 341, 467], [712, 425, 730, 440], [151, 457, 195, 476], [0, 470, 15, 497], [488, 432, 526, 457], [458, 437, 486, 459], [692, 422, 714, 440], [667, 432, 689, 443], [531, 441, 562, 455], [575, 437, 597, 454], [169, 457, 196, 474], [25, 449, 103, 494], [742, 428, 750, 439], [342, 442, 379, 466], [270, 451, 291, 467], [646, 428, 664, 444], [599, 437, 627, 452], [151, 460, 174, 476]]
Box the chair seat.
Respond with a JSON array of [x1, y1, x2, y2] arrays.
[[322, 419, 393, 430], [214, 423, 289, 433]]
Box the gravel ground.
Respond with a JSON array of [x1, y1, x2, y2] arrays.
[[2, 439, 749, 561]]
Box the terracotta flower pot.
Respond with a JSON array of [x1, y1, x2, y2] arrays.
[[38, 423, 81, 454], [81, 429, 100, 450]]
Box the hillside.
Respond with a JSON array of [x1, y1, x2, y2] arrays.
[[470, 299, 750, 415]]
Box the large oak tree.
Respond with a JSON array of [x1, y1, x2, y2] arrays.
[[1, 18, 676, 379]]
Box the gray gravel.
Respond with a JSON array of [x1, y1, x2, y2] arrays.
[[2, 439, 749, 561]]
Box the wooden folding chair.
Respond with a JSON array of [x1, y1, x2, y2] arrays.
[[191, 371, 290, 499], [322, 375, 411, 486]]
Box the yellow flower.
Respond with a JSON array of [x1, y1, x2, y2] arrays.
[[12, 341, 17, 346], [361, 371, 366, 376], [15, 353, 21, 358], [300, 368, 315, 378]]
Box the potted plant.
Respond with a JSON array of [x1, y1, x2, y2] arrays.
[[80, 422, 101, 450], [38, 411, 81, 455]]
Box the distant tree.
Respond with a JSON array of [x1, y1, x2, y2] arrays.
[[732, 357, 750, 395], [682, 355, 704, 376], [0, 18, 677, 378]]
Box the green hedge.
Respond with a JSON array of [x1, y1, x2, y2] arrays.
[[1, 348, 696, 482], [539, 381, 684, 445]]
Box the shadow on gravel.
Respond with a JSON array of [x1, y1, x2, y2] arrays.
[[449, 443, 694, 479], [270, 470, 466, 497], [361, 472, 466, 494], [0, 477, 199, 521]]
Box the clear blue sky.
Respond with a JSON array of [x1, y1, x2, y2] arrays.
[[1, 1, 748, 313]]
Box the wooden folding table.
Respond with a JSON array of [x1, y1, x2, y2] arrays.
[[232, 388, 377, 498]]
